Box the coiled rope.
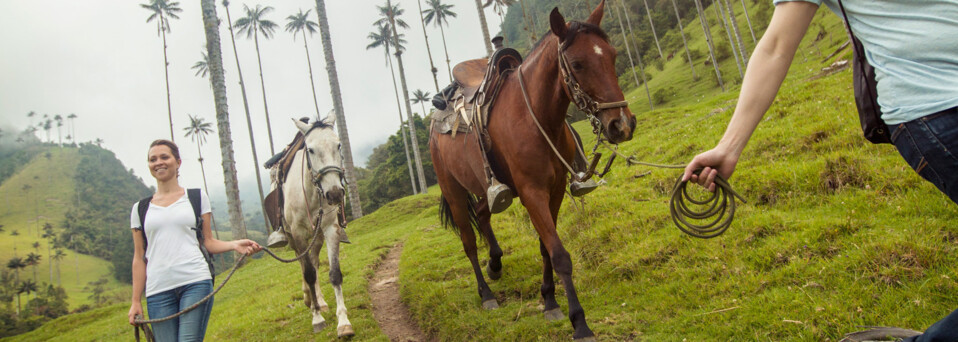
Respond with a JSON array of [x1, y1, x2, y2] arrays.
[[598, 141, 746, 239]]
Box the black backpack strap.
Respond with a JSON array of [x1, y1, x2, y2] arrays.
[[186, 188, 216, 280], [136, 196, 153, 255]]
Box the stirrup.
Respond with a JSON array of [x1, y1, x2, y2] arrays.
[[570, 176, 599, 197], [487, 179, 514, 214], [338, 225, 351, 244], [267, 230, 288, 248]]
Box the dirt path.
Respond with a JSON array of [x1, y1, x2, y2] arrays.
[[369, 243, 433, 342]]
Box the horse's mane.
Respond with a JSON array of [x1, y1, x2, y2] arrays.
[[529, 21, 610, 54]]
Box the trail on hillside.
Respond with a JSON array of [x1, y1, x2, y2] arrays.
[[369, 243, 433, 342]]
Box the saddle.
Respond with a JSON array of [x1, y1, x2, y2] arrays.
[[263, 132, 305, 232]]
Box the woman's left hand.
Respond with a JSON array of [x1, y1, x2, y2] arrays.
[[233, 239, 263, 255]]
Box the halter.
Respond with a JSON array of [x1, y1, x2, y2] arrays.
[[556, 38, 629, 136], [302, 125, 347, 195]]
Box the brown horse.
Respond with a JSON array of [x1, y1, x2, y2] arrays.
[[428, 1, 634, 340]]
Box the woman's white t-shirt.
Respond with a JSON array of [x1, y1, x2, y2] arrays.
[[129, 189, 212, 297]]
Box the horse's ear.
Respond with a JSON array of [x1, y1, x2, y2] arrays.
[[293, 118, 310, 134], [587, 0, 605, 26], [323, 110, 337, 126], [549, 7, 567, 40]]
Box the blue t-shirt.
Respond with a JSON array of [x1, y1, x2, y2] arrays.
[[774, 0, 958, 124]]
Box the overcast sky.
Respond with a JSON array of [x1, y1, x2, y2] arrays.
[[0, 0, 506, 197]]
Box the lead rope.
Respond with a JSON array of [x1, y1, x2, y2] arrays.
[[597, 141, 746, 238], [133, 152, 331, 341]]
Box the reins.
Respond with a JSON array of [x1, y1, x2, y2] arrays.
[[133, 148, 337, 341]]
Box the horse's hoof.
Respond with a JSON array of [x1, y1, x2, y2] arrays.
[[543, 308, 564, 321], [481, 299, 499, 310], [486, 264, 501, 280], [337, 325, 355, 338], [573, 337, 596, 342], [313, 321, 327, 333], [319, 305, 330, 313]]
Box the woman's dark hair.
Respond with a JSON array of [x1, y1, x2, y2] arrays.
[[149, 139, 181, 162]]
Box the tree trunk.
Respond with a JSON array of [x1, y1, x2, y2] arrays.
[[161, 19, 175, 142], [473, 0, 494, 56], [740, 0, 756, 43], [302, 30, 322, 117], [518, 0, 536, 44], [616, 0, 652, 110], [386, 45, 419, 195], [253, 33, 276, 155], [714, 0, 742, 78], [639, 0, 665, 60], [201, 0, 249, 249], [196, 143, 220, 239], [694, 0, 724, 91], [671, 0, 697, 79], [438, 23, 453, 83], [315, 0, 363, 219], [387, 0, 429, 193], [48, 245, 52, 285], [416, 0, 441, 93], [724, 0, 749, 65], [224, 1, 270, 232]]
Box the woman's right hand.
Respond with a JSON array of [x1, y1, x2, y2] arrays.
[[682, 146, 740, 192], [128, 301, 143, 326]]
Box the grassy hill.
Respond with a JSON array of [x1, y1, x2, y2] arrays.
[[0, 147, 126, 308]]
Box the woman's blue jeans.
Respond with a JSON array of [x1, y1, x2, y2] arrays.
[[891, 107, 958, 342], [146, 280, 214, 342]]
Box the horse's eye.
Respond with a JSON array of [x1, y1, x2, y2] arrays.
[[338, 143, 341, 150], [571, 61, 584, 71], [307, 148, 315, 154]]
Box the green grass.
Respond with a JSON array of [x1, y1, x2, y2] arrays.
[[0, 148, 124, 308]]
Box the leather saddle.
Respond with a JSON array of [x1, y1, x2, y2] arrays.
[[431, 46, 523, 136], [263, 131, 306, 232]]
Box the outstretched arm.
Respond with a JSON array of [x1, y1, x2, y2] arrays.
[[683, 1, 819, 191], [201, 212, 263, 255]]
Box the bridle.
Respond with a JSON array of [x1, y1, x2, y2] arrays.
[[301, 125, 347, 196], [555, 37, 629, 136]]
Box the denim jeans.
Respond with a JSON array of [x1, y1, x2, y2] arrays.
[[891, 107, 958, 342], [146, 280, 214, 342], [890, 106, 958, 205]]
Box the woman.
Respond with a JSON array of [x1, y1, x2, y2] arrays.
[[127, 139, 262, 341]]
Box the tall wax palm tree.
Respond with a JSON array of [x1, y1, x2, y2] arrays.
[[724, 0, 749, 65], [6, 256, 25, 314], [694, 0, 724, 91], [201, 0, 249, 246], [141, 0, 182, 141], [41, 228, 54, 284], [222, 0, 268, 231], [484, 0, 515, 24], [67, 113, 77, 144], [368, 23, 419, 195], [192, 51, 210, 78], [471, 0, 493, 55], [19, 280, 37, 303], [25, 253, 40, 284], [422, 0, 457, 82], [671, 0, 697, 79], [285, 9, 323, 118], [42, 119, 52, 143], [183, 114, 221, 239], [416, 0, 441, 92], [54, 115, 63, 147], [234, 4, 279, 155], [714, 0, 742, 78], [27, 111, 36, 127], [614, 0, 652, 109], [638, 0, 664, 60], [411, 89, 432, 118], [94, 138, 103, 147], [315, 0, 364, 218], [740, 0, 756, 43], [52, 249, 65, 286], [518, 0, 536, 44], [380, 0, 428, 193]]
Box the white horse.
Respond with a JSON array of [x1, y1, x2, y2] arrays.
[[282, 115, 353, 337]]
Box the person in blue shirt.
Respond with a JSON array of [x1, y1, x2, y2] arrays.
[[682, 1, 958, 341]]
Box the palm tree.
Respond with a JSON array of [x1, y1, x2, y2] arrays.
[[380, 0, 428, 193], [422, 0, 457, 83], [315, 0, 364, 218], [222, 0, 269, 233], [11, 230, 19, 236], [637, 0, 664, 60], [484, 0, 515, 24], [724, 0, 749, 66], [192, 51, 210, 79], [411, 89, 432, 118], [27, 111, 36, 127], [234, 4, 279, 155], [368, 23, 419, 195], [42, 119, 52, 143], [614, 0, 652, 109], [517, 0, 536, 44], [285, 9, 323, 118], [94, 138, 103, 147], [183, 114, 220, 239], [54, 114, 64, 147], [201, 0, 249, 244], [670, 0, 697, 79], [415, 0, 441, 92], [52, 249, 66, 286], [25, 253, 41, 284], [7, 257, 25, 287], [67, 113, 78, 144], [470, 0, 493, 55], [714, 0, 742, 78], [694, 0, 724, 91], [740, 0, 756, 43], [41, 229, 54, 284], [17, 280, 37, 314], [141, 0, 182, 141]]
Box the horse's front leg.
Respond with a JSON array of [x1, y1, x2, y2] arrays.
[[520, 186, 594, 341], [476, 199, 504, 280], [324, 223, 353, 337]]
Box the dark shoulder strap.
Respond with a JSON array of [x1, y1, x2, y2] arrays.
[[187, 188, 202, 226], [137, 196, 153, 251]]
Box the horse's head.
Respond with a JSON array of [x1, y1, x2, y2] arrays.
[[294, 114, 346, 206], [550, 0, 635, 144]]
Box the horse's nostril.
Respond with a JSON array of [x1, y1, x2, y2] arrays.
[[629, 117, 636, 130], [610, 119, 622, 132]]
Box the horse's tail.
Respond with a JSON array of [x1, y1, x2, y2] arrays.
[[438, 194, 480, 237]]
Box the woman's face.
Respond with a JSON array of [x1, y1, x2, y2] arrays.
[[148, 145, 180, 181]]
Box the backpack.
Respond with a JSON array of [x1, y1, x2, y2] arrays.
[[837, 0, 892, 144], [136, 188, 216, 281]]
